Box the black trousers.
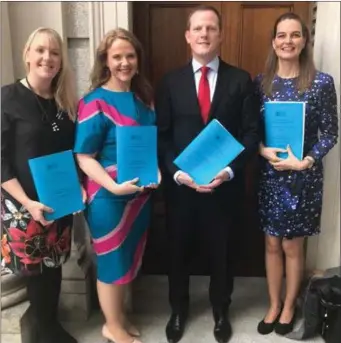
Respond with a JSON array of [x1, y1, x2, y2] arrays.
[[26, 266, 62, 329], [166, 183, 235, 314]]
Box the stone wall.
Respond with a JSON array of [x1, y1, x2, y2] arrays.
[[64, 2, 91, 98]]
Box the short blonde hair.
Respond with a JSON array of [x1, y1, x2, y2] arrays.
[[23, 27, 77, 120]]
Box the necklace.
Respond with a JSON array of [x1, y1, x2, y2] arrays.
[[25, 77, 60, 132]]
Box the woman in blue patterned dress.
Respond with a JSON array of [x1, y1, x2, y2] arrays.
[[255, 13, 338, 336], [74, 29, 159, 343]]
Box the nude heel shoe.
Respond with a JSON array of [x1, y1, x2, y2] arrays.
[[125, 320, 141, 337], [102, 324, 142, 343]]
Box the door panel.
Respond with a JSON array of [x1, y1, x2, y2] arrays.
[[221, 2, 311, 77], [133, 2, 221, 89], [133, 1, 311, 277]]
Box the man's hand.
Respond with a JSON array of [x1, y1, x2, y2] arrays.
[[200, 169, 230, 190], [176, 171, 212, 193]]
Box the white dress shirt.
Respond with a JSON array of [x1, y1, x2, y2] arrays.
[[174, 56, 235, 184]]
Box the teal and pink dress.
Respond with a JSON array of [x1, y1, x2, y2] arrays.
[[74, 87, 155, 284]]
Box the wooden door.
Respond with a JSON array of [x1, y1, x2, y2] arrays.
[[133, 1, 311, 277]]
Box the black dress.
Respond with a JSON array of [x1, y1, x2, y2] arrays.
[[1, 81, 75, 275]]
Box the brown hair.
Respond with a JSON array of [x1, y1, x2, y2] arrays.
[[262, 12, 316, 96], [89, 28, 153, 107], [23, 27, 77, 119], [187, 5, 222, 31]]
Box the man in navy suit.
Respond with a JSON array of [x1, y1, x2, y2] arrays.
[[155, 5, 261, 343]]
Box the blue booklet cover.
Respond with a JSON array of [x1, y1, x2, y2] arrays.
[[174, 119, 245, 185], [28, 150, 85, 221], [264, 101, 305, 160], [116, 126, 158, 187]]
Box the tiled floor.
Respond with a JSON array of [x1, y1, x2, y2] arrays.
[[64, 276, 324, 343]]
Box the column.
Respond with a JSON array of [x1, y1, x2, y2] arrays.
[[306, 1, 340, 271]]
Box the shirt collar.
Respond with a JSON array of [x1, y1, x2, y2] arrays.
[[192, 56, 219, 73]]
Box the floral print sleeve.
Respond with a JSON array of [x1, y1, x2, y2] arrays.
[[306, 73, 339, 162]]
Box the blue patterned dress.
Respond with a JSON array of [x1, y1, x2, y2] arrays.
[[255, 72, 338, 238], [74, 87, 155, 283]]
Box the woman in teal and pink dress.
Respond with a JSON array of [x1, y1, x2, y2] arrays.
[[74, 28, 159, 343]]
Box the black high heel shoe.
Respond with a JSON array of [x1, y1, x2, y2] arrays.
[[275, 309, 296, 336], [257, 306, 283, 335]]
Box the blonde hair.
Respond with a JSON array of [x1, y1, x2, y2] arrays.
[[23, 27, 77, 120], [90, 28, 153, 106]]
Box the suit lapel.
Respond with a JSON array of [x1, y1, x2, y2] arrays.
[[182, 64, 201, 115], [208, 60, 228, 120]]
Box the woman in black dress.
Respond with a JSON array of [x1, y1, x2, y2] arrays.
[[1, 27, 79, 343], [255, 13, 338, 336]]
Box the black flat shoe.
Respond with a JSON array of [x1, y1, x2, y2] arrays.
[[257, 306, 283, 335], [275, 310, 296, 336]]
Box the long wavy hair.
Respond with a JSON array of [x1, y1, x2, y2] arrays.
[[262, 12, 316, 96], [90, 28, 153, 107], [23, 27, 77, 119]]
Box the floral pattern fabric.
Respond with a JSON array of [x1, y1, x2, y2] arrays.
[[1, 195, 72, 276]]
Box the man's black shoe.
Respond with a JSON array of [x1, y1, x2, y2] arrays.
[[165, 313, 187, 343], [213, 310, 232, 343]]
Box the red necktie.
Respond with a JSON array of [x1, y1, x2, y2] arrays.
[[198, 66, 211, 123]]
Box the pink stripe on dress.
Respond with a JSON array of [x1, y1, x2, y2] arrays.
[[115, 230, 148, 285], [92, 193, 150, 255], [77, 98, 101, 123], [77, 99, 139, 126], [85, 165, 117, 204]]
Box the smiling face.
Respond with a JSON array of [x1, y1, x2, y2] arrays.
[[25, 32, 62, 81], [185, 9, 222, 64], [106, 38, 138, 88], [272, 19, 306, 62]]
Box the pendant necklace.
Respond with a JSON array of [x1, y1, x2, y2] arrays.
[[25, 77, 60, 132]]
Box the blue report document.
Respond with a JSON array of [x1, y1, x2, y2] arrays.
[[264, 101, 305, 160], [174, 119, 245, 185], [28, 150, 85, 221], [116, 126, 158, 187]]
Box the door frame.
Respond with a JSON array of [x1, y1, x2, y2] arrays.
[[87, 1, 336, 273]]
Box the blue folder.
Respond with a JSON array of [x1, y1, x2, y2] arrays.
[[116, 126, 158, 187], [174, 119, 245, 185], [28, 150, 85, 221], [264, 101, 305, 160]]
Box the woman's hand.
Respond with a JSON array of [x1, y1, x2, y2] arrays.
[[24, 199, 54, 226], [81, 185, 87, 203], [259, 143, 287, 162], [146, 169, 162, 190], [113, 178, 144, 196], [73, 185, 87, 215], [270, 145, 311, 171]]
